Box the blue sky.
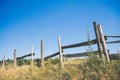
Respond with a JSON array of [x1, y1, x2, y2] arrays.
[[0, 0, 120, 60]]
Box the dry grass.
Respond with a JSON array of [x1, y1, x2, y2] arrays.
[[0, 56, 120, 80]]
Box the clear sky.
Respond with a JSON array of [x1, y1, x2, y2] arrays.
[[0, 0, 120, 61]]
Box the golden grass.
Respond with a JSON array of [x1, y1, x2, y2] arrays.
[[0, 58, 120, 80]]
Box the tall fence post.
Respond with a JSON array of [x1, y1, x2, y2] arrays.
[[14, 49, 17, 67], [2, 53, 5, 68], [58, 36, 64, 68], [30, 45, 34, 65], [41, 40, 44, 67], [93, 22, 105, 60], [98, 25, 110, 62]]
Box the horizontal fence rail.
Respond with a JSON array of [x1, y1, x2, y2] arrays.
[[63, 50, 98, 58], [63, 52, 119, 60], [109, 54, 120, 60], [17, 53, 35, 60], [44, 52, 59, 60], [105, 35, 120, 38], [62, 39, 97, 49], [106, 40, 120, 44]]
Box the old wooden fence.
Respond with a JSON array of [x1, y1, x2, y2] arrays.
[[41, 22, 120, 68], [2, 22, 120, 68]]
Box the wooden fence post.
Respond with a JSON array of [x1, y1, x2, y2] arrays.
[[98, 25, 110, 62], [58, 36, 64, 68], [41, 40, 44, 67], [2, 53, 5, 68], [93, 22, 105, 61], [14, 49, 17, 67], [30, 45, 34, 65]]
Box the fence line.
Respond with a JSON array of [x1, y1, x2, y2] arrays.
[[43, 22, 119, 63], [3, 21, 120, 67]]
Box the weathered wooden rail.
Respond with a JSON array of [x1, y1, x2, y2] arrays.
[[106, 40, 120, 44], [44, 52, 59, 60], [105, 35, 120, 38], [63, 50, 98, 58], [62, 39, 97, 49], [17, 53, 35, 60]]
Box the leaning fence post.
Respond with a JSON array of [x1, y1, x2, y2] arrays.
[[93, 22, 105, 60], [41, 40, 44, 67], [98, 25, 110, 62], [14, 49, 17, 67], [58, 36, 64, 68], [2, 53, 5, 68]]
